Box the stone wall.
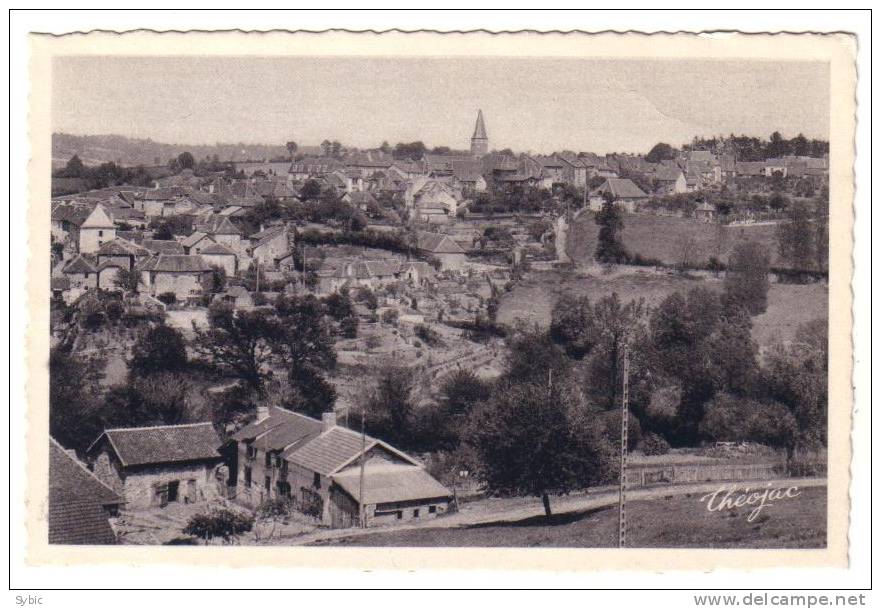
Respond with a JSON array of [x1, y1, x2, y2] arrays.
[[122, 462, 220, 511]]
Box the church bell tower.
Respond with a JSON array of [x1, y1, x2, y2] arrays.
[[470, 109, 488, 156]]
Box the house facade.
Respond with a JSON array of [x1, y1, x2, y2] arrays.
[[86, 423, 224, 511], [231, 408, 452, 528], [79, 204, 117, 254]]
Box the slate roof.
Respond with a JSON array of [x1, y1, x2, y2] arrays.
[[332, 463, 452, 505], [416, 231, 466, 254], [231, 406, 323, 447], [286, 427, 376, 476], [49, 438, 122, 545], [96, 238, 150, 257], [199, 242, 237, 256], [136, 254, 212, 273], [472, 109, 488, 140], [180, 231, 212, 249], [595, 178, 648, 199], [142, 239, 186, 255], [88, 423, 222, 468], [62, 255, 97, 275]]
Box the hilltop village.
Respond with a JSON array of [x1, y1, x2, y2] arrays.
[[49, 112, 830, 546]]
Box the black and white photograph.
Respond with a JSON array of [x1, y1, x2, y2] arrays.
[[17, 22, 862, 584]]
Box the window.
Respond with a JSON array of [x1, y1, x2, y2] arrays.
[[243, 466, 252, 488], [265, 453, 272, 468], [246, 445, 257, 460], [264, 476, 271, 491], [429, 505, 437, 514], [313, 472, 321, 489], [98, 230, 104, 237], [396, 511, 403, 520], [413, 509, 420, 518]]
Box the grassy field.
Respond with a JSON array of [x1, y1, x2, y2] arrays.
[[567, 212, 781, 267], [311, 486, 826, 549], [497, 268, 827, 351]]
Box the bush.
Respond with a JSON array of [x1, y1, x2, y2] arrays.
[[340, 315, 358, 339], [157, 292, 177, 305], [639, 432, 671, 456], [183, 508, 254, 544], [414, 323, 441, 346], [381, 309, 399, 325]]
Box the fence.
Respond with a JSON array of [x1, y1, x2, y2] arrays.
[[627, 460, 826, 488]]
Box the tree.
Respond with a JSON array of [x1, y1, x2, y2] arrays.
[[777, 200, 816, 270], [61, 154, 85, 178], [645, 142, 677, 163], [177, 151, 195, 171], [269, 295, 337, 417], [466, 378, 613, 517], [549, 294, 596, 359], [285, 141, 298, 159], [503, 326, 570, 386], [49, 347, 105, 454], [594, 195, 628, 263], [300, 179, 322, 200], [194, 304, 275, 391], [208, 265, 227, 294], [130, 325, 188, 376], [114, 267, 141, 293], [724, 241, 771, 315], [363, 366, 416, 448], [699, 393, 797, 451], [582, 293, 645, 411]]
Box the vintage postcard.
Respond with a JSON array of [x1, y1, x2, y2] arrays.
[[25, 29, 856, 572]]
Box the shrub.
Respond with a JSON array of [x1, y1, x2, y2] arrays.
[[252, 292, 268, 306], [414, 323, 441, 346], [381, 309, 399, 325], [183, 508, 254, 544], [639, 432, 671, 456], [340, 315, 358, 339], [157, 292, 177, 305]]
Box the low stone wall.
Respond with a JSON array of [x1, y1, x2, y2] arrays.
[[627, 460, 825, 488]]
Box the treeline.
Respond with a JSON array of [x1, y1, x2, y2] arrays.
[[684, 132, 829, 161]]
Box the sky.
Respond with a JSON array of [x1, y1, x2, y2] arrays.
[[52, 56, 829, 155]]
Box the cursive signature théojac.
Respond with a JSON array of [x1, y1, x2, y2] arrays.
[[699, 483, 801, 522]]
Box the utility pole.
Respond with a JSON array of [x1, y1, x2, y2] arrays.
[[618, 342, 630, 549], [358, 404, 367, 528]]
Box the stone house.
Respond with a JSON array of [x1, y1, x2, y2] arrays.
[[231, 408, 452, 528], [86, 423, 223, 512], [694, 201, 718, 223], [96, 260, 127, 291], [180, 231, 214, 255], [248, 226, 290, 268], [197, 216, 246, 253], [213, 285, 254, 310], [399, 261, 436, 286], [136, 254, 213, 300], [416, 231, 466, 271], [49, 438, 123, 545], [199, 242, 239, 276], [589, 178, 649, 213], [653, 167, 688, 195], [556, 153, 588, 187], [96, 238, 151, 271], [61, 255, 98, 296], [78, 204, 117, 254]]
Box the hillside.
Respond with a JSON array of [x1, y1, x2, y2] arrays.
[[52, 133, 291, 168]]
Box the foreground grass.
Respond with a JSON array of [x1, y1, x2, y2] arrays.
[[310, 486, 826, 549]]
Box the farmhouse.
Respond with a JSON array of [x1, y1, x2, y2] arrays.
[[180, 231, 214, 255], [231, 407, 453, 528], [86, 423, 224, 511], [136, 254, 213, 300], [249, 225, 290, 268], [589, 178, 649, 212], [49, 438, 123, 545], [415, 231, 467, 271], [199, 242, 239, 276], [61, 254, 98, 295], [96, 238, 151, 271]]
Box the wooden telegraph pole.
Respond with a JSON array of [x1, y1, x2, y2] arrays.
[[618, 342, 630, 549]]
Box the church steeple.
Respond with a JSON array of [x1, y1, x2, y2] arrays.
[[470, 109, 488, 156]]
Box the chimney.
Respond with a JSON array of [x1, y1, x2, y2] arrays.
[[256, 405, 269, 422], [322, 411, 337, 431]]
